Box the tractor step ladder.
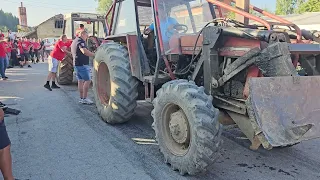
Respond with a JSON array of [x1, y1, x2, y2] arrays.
[[143, 74, 171, 103]]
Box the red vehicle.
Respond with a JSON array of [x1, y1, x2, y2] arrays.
[[87, 0, 320, 175]]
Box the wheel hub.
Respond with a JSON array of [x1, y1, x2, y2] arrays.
[[169, 110, 189, 144]]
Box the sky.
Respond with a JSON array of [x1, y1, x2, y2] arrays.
[[1, 0, 276, 27]]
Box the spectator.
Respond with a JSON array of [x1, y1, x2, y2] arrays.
[[44, 39, 51, 59], [0, 34, 8, 80], [10, 40, 19, 66], [38, 38, 45, 62], [7, 30, 15, 41], [21, 38, 29, 62], [5, 38, 13, 69], [0, 108, 14, 180], [32, 38, 40, 63], [44, 34, 71, 91], [18, 38, 31, 68], [71, 29, 95, 104], [28, 38, 35, 64]]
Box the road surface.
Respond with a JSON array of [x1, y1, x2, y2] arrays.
[[0, 63, 319, 180]]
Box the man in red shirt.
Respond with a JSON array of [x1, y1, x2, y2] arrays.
[[44, 34, 71, 91], [21, 38, 31, 62], [5, 38, 13, 68], [17, 38, 31, 68], [0, 34, 8, 80], [32, 38, 40, 63]]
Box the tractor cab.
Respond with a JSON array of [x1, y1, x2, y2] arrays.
[[144, 0, 214, 55], [63, 12, 107, 51], [106, 0, 214, 80]]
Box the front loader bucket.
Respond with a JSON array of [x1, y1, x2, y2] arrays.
[[247, 76, 320, 148]]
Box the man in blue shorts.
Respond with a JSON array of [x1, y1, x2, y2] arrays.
[[0, 106, 14, 180], [71, 29, 95, 104]]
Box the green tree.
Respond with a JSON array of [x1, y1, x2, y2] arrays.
[[297, 0, 320, 13], [0, 9, 19, 32], [95, 0, 113, 14], [275, 0, 304, 15]]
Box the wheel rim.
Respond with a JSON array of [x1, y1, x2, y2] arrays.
[[97, 62, 111, 106], [162, 103, 190, 156]]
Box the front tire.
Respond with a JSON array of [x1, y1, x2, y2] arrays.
[[93, 42, 138, 124], [152, 80, 222, 175]]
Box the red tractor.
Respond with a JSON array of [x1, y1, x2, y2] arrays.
[[92, 0, 320, 175]]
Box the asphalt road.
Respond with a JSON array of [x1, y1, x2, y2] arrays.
[[0, 63, 319, 180]]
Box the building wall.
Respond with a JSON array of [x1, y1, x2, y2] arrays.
[[36, 18, 63, 39]]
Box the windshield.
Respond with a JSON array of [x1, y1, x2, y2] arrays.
[[74, 20, 106, 38], [155, 0, 213, 34]]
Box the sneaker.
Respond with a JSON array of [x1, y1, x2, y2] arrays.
[[0, 101, 7, 109], [82, 98, 93, 105], [79, 99, 84, 104], [20, 65, 23, 68], [51, 84, 60, 89], [44, 84, 52, 91], [28, 65, 32, 68]]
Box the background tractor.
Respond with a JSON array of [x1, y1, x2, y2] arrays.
[[57, 12, 108, 85], [92, 0, 320, 176]]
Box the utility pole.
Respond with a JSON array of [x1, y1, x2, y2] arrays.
[[235, 0, 250, 25]]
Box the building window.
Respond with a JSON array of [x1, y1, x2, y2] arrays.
[[55, 20, 63, 28]]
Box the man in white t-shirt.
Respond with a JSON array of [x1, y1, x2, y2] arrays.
[[44, 39, 52, 59], [7, 30, 15, 41]]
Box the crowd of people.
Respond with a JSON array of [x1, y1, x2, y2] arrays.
[[0, 26, 96, 179], [0, 29, 54, 80]]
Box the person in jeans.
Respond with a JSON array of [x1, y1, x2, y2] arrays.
[[5, 38, 13, 68], [71, 29, 95, 104], [38, 38, 45, 62], [0, 107, 14, 180], [44, 39, 51, 59], [44, 34, 71, 91], [0, 35, 8, 80]]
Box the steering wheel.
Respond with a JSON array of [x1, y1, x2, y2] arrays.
[[165, 24, 189, 39], [173, 24, 188, 33]]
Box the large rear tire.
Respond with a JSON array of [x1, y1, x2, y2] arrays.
[[93, 42, 138, 124], [152, 80, 222, 175], [57, 55, 73, 85]]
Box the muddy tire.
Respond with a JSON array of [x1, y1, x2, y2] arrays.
[[152, 79, 222, 175], [93, 42, 138, 124], [57, 55, 73, 85]]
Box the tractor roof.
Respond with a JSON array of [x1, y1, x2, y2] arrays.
[[64, 12, 105, 20]]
